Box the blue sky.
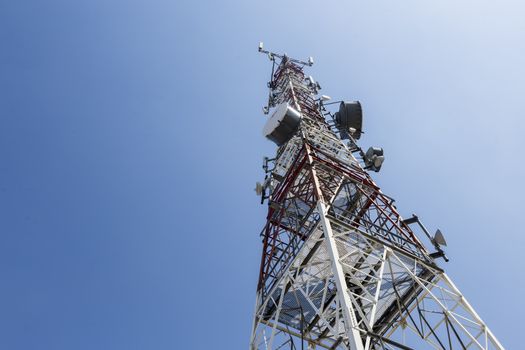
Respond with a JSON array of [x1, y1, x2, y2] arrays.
[[1, 0, 523, 349]]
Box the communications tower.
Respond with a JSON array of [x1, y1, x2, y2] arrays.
[[250, 44, 503, 350]]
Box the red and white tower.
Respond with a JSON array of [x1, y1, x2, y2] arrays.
[[250, 44, 503, 350]]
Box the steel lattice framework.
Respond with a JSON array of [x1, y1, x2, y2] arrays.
[[250, 50, 503, 350]]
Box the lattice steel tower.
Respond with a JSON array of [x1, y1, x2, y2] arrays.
[[250, 44, 503, 350]]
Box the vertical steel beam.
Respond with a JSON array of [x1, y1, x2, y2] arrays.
[[318, 201, 365, 350], [305, 139, 364, 350]]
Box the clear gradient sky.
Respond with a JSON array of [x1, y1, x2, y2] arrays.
[[1, 0, 523, 349]]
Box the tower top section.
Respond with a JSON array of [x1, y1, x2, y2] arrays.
[[258, 42, 314, 67]]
